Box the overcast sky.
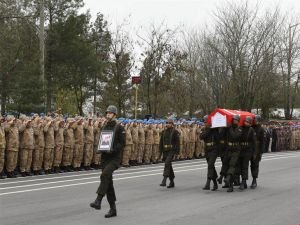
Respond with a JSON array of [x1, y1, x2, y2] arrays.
[[81, 0, 300, 30]]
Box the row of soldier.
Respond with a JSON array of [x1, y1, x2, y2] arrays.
[[0, 114, 207, 179]]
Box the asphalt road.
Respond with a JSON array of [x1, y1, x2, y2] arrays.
[[1, 151, 300, 225]]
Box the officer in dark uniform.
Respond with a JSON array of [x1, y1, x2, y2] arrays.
[[216, 127, 227, 185], [224, 114, 243, 192], [200, 115, 220, 191], [250, 115, 265, 189], [90, 105, 125, 218], [159, 119, 180, 188], [239, 116, 257, 190]]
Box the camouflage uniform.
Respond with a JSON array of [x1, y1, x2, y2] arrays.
[[92, 120, 102, 168], [152, 125, 160, 163], [62, 120, 75, 171], [43, 118, 55, 173], [188, 124, 197, 159], [4, 118, 20, 177], [53, 120, 64, 171], [130, 123, 139, 165], [144, 124, 154, 164], [84, 120, 94, 168], [137, 124, 145, 164], [122, 124, 133, 166], [0, 121, 6, 178], [72, 120, 84, 169], [19, 121, 35, 175], [32, 118, 45, 174]]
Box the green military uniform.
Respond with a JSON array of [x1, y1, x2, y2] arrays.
[[250, 119, 265, 188], [239, 124, 256, 190], [159, 121, 180, 188], [223, 121, 243, 192], [200, 127, 222, 191], [90, 105, 125, 219]]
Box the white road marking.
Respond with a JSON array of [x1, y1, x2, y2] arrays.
[[0, 154, 299, 196], [1, 151, 298, 186]]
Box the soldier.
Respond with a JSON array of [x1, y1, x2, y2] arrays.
[[32, 116, 45, 175], [62, 118, 75, 172], [189, 122, 197, 159], [0, 115, 6, 179], [223, 115, 243, 192], [152, 122, 160, 163], [53, 119, 65, 173], [92, 119, 103, 169], [130, 120, 139, 166], [159, 119, 180, 188], [4, 116, 19, 178], [250, 115, 265, 189], [122, 122, 133, 167], [216, 127, 228, 185], [238, 116, 257, 190], [137, 122, 145, 164], [144, 122, 154, 164], [200, 115, 219, 191], [83, 117, 94, 170], [90, 105, 125, 218], [43, 117, 55, 174], [72, 117, 84, 170], [19, 118, 35, 176]]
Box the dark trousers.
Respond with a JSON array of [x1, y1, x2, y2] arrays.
[[239, 148, 253, 180], [205, 148, 218, 179], [250, 153, 262, 178], [96, 161, 118, 204], [226, 148, 241, 180], [163, 150, 176, 179]]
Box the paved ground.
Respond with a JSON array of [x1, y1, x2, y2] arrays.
[[1, 151, 300, 225]]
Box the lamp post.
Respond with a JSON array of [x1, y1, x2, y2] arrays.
[[132, 76, 142, 119]]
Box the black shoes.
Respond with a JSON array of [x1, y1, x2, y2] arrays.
[[211, 179, 218, 191], [160, 177, 167, 187], [250, 178, 257, 189], [217, 176, 223, 184], [105, 203, 117, 218], [227, 184, 233, 192], [90, 195, 102, 210], [167, 180, 175, 188], [239, 179, 247, 190], [202, 179, 211, 190]]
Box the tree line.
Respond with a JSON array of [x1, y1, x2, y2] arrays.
[[0, 0, 299, 119]]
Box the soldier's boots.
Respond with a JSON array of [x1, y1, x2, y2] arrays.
[[250, 178, 257, 189], [105, 202, 117, 218], [25, 172, 33, 176], [233, 177, 240, 186], [0, 171, 7, 179], [90, 194, 103, 210], [21, 172, 27, 177], [239, 179, 247, 190], [202, 179, 211, 190], [227, 183, 234, 192], [217, 175, 223, 184], [211, 179, 218, 191], [160, 176, 167, 186], [167, 179, 175, 188], [7, 172, 16, 178]]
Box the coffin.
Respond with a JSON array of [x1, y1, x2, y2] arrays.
[[207, 108, 255, 128]]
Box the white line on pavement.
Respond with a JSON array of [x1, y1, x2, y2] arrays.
[[1, 151, 298, 186], [0, 154, 299, 196]]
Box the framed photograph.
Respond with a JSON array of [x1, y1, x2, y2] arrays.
[[97, 130, 114, 153]]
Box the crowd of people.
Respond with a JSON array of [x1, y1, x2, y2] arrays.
[[0, 112, 299, 180]]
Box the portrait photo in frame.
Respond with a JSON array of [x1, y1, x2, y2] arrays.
[[97, 130, 115, 153]]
